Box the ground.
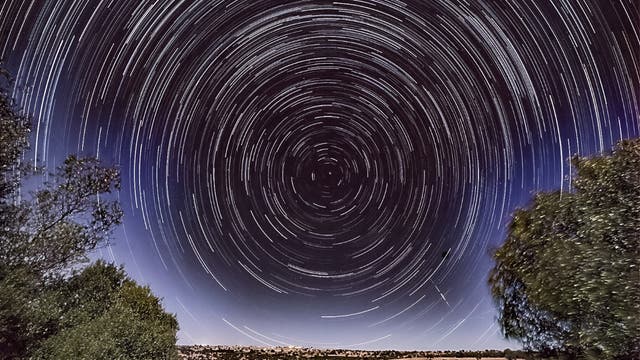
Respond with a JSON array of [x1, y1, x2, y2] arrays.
[[178, 346, 519, 360]]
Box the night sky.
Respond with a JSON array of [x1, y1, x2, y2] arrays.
[[1, 0, 638, 351]]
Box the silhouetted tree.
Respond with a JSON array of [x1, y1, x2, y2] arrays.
[[489, 138, 640, 359], [0, 67, 178, 359], [32, 262, 179, 360], [0, 155, 122, 274]]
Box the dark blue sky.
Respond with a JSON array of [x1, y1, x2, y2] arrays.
[[1, 0, 638, 350]]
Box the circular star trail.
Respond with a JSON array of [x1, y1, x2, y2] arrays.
[[1, 0, 638, 349]]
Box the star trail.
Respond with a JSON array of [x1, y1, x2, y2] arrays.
[[1, 0, 638, 350]]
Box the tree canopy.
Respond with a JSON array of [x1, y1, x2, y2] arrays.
[[489, 138, 640, 359], [32, 261, 179, 360]]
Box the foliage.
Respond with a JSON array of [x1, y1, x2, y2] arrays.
[[0, 155, 123, 275], [1, 70, 122, 275], [0, 68, 178, 359], [0, 68, 29, 200], [489, 138, 640, 359], [32, 262, 179, 360], [0, 266, 58, 358]]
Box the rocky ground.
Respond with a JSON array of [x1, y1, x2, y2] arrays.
[[178, 345, 516, 360]]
